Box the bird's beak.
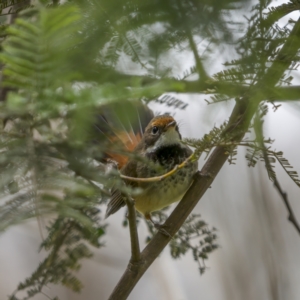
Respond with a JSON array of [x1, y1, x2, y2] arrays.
[[165, 120, 176, 129]]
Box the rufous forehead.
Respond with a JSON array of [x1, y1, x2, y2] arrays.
[[151, 116, 176, 127]]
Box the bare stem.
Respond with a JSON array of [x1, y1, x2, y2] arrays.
[[176, 0, 208, 80], [255, 115, 300, 235], [273, 178, 300, 235], [86, 179, 111, 196], [124, 197, 141, 262]]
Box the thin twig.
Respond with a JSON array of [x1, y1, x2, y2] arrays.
[[273, 178, 300, 235], [124, 197, 141, 262], [86, 178, 111, 196], [255, 115, 300, 235], [176, 0, 208, 80], [40, 291, 53, 300], [186, 29, 208, 80], [27, 131, 45, 241], [0, 12, 17, 16]]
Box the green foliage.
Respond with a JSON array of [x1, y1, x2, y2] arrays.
[[0, 3, 173, 299], [170, 214, 218, 275], [185, 121, 229, 159], [210, 1, 299, 105], [10, 215, 105, 300], [245, 140, 300, 187], [1, 0, 300, 298], [186, 109, 300, 188], [142, 211, 218, 275], [66, 0, 249, 80], [1, 5, 81, 91]]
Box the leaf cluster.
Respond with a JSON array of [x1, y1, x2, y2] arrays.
[[184, 121, 229, 159], [10, 215, 105, 300], [210, 1, 300, 105], [185, 103, 300, 188], [170, 214, 218, 275], [140, 211, 218, 275]]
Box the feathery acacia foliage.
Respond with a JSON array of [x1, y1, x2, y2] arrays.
[[0, 2, 221, 298], [169, 214, 218, 275], [1, 0, 300, 299]]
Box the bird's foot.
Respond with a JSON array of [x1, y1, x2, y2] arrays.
[[199, 171, 213, 179], [153, 223, 172, 238], [145, 213, 172, 238]]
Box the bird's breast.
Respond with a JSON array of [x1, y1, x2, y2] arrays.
[[134, 151, 197, 215]]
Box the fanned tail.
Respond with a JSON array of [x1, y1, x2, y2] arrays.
[[95, 100, 153, 169]]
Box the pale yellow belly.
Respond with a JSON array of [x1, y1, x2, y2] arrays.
[[134, 168, 195, 215]]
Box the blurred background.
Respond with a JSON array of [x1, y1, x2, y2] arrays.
[[1, 0, 300, 299]]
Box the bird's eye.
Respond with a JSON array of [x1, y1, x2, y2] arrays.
[[151, 126, 159, 135]]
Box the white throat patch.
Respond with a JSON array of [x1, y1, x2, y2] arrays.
[[146, 127, 181, 153]]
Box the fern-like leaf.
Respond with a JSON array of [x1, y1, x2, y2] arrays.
[[0, 5, 81, 93], [274, 151, 300, 187]]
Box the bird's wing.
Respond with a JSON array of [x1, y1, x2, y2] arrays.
[[105, 189, 125, 218], [105, 159, 138, 218]]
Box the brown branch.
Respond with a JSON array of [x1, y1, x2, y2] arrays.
[[273, 178, 300, 235], [124, 197, 141, 262], [89, 66, 300, 102], [107, 17, 300, 300]]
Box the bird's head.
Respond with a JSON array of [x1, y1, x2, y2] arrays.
[[142, 114, 182, 153]]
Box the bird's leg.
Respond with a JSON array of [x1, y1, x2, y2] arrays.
[[145, 213, 171, 238]]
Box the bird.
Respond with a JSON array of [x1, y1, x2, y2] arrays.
[[98, 102, 198, 225]]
